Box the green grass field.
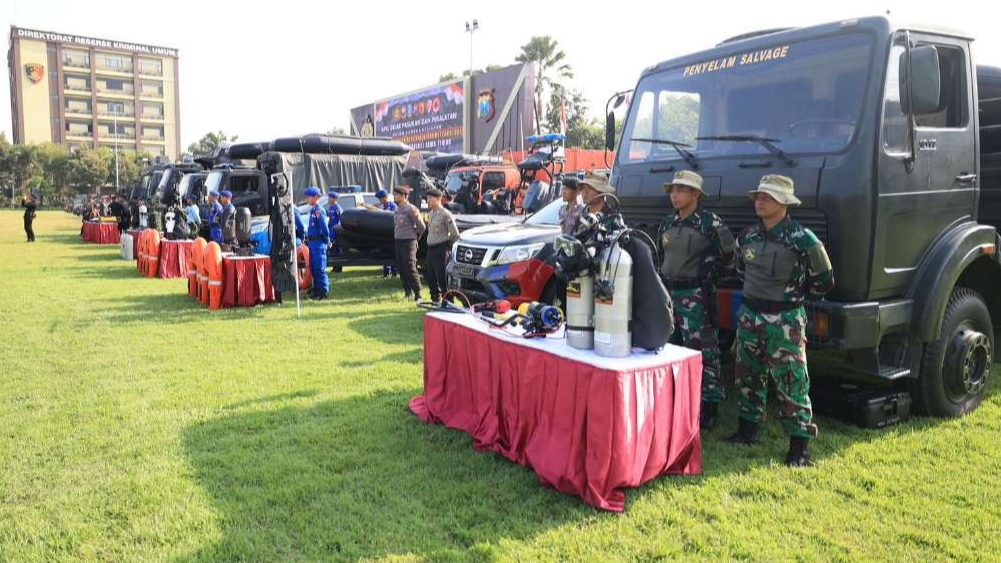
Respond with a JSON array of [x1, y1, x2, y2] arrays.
[[1, 210, 999, 563]]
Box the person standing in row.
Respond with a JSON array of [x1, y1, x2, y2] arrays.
[[21, 194, 37, 242], [424, 188, 460, 303], [327, 191, 343, 255], [304, 187, 330, 299], [366, 189, 398, 278], [184, 195, 201, 238], [658, 170, 736, 430], [392, 186, 425, 303], [218, 190, 237, 244], [728, 175, 834, 467], [559, 179, 584, 236], [207, 190, 223, 243]]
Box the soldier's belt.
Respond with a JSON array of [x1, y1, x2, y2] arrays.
[[743, 297, 803, 315], [664, 278, 701, 291]]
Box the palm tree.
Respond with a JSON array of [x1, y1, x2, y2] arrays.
[[515, 36, 574, 132]]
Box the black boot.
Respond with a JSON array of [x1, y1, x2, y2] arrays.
[[700, 401, 720, 431], [785, 437, 812, 467], [726, 418, 760, 445]]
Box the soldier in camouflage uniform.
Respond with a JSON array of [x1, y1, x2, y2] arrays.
[[728, 175, 834, 467], [659, 170, 736, 430]]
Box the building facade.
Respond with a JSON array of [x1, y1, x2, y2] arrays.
[[8, 27, 180, 160]]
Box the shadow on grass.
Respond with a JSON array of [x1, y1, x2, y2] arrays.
[[179, 389, 589, 563], [68, 266, 145, 280]]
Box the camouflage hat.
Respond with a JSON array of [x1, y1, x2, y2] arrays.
[[748, 174, 801, 206], [580, 170, 614, 194], [664, 170, 705, 194]]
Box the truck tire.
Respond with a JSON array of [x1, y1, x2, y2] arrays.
[[914, 287, 993, 417]]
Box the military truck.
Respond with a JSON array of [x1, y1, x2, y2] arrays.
[[606, 16, 1001, 417]]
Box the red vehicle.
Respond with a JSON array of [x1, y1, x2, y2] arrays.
[[444, 161, 521, 214]]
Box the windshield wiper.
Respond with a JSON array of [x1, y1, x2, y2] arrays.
[[696, 135, 796, 167], [630, 138, 699, 170]]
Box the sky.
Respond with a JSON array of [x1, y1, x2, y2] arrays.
[[2, 0, 999, 151]]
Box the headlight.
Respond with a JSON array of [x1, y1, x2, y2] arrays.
[[496, 243, 545, 265]]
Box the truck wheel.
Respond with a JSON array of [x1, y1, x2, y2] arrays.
[[914, 287, 993, 417]]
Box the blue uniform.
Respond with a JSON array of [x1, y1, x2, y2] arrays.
[[307, 204, 329, 295], [327, 202, 343, 253], [294, 209, 306, 246], [209, 201, 224, 243], [381, 201, 398, 276]]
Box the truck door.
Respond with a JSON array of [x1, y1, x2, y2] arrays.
[[873, 33, 977, 297]]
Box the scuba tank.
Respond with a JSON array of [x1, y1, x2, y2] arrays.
[[593, 241, 634, 358], [164, 207, 177, 236], [566, 275, 595, 350]]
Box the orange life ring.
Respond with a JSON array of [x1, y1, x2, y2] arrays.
[[297, 244, 311, 290], [205, 242, 224, 310], [146, 230, 161, 278], [190, 237, 206, 297], [198, 241, 210, 305]]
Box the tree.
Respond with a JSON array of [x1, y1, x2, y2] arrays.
[[515, 36, 574, 132], [187, 131, 238, 156], [542, 86, 607, 150], [325, 127, 346, 136], [67, 148, 113, 193], [113, 150, 149, 191], [32, 143, 71, 199]]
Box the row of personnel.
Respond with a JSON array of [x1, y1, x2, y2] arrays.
[[559, 171, 834, 468], [299, 186, 459, 302]]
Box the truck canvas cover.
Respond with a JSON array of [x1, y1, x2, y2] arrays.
[[265, 152, 408, 201]]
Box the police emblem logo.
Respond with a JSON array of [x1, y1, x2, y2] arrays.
[[24, 63, 44, 83], [661, 233, 671, 246], [744, 248, 756, 261], [477, 89, 496, 122]]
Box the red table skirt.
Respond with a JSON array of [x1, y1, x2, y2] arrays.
[[81, 222, 121, 244], [221, 255, 276, 307], [410, 314, 703, 512], [157, 240, 193, 279]]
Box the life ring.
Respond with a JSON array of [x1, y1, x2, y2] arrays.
[[297, 244, 311, 290], [146, 230, 161, 278], [204, 242, 224, 310], [190, 237, 206, 298]]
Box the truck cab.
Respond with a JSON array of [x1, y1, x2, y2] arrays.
[[608, 16, 1001, 416], [444, 162, 522, 214]]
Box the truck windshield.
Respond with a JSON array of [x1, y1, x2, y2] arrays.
[[138, 171, 163, 199], [445, 171, 479, 194], [205, 171, 224, 193], [618, 32, 872, 165]]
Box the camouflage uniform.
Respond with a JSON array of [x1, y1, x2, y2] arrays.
[[659, 206, 736, 403], [735, 215, 834, 439]]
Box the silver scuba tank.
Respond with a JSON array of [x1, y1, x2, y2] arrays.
[[593, 242, 634, 358], [164, 208, 177, 234], [566, 274, 595, 350]]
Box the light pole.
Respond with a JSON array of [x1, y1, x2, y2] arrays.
[[464, 19, 479, 76], [113, 104, 120, 192]]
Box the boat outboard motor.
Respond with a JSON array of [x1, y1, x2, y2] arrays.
[[593, 236, 634, 358], [235, 207, 254, 256]]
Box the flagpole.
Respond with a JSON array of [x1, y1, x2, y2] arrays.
[[289, 203, 301, 318]]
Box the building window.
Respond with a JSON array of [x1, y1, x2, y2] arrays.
[[99, 78, 134, 94], [139, 58, 163, 76], [62, 50, 90, 68], [64, 76, 90, 91], [142, 125, 165, 140], [140, 81, 163, 98], [142, 102, 164, 118], [101, 54, 132, 72]]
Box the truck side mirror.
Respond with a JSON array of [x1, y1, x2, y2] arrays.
[[899, 45, 941, 116], [605, 112, 616, 152]]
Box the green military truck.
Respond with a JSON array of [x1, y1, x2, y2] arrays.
[[607, 16, 1001, 417]]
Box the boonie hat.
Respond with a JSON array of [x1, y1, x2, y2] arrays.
[[747, 174, 801, 206]]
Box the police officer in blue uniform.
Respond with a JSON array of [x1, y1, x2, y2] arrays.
[[365, 189, 398, 277], [304, 187, 330, 299], [327, 191, 343, 254], [208, 190, 224, 243]]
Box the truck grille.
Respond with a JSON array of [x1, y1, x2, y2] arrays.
[[455, 245, 488, 265]]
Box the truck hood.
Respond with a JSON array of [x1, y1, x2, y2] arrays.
[[459, 222, 560, 246]]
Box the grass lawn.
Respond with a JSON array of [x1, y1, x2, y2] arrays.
[[1, 209, 999, 563]]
